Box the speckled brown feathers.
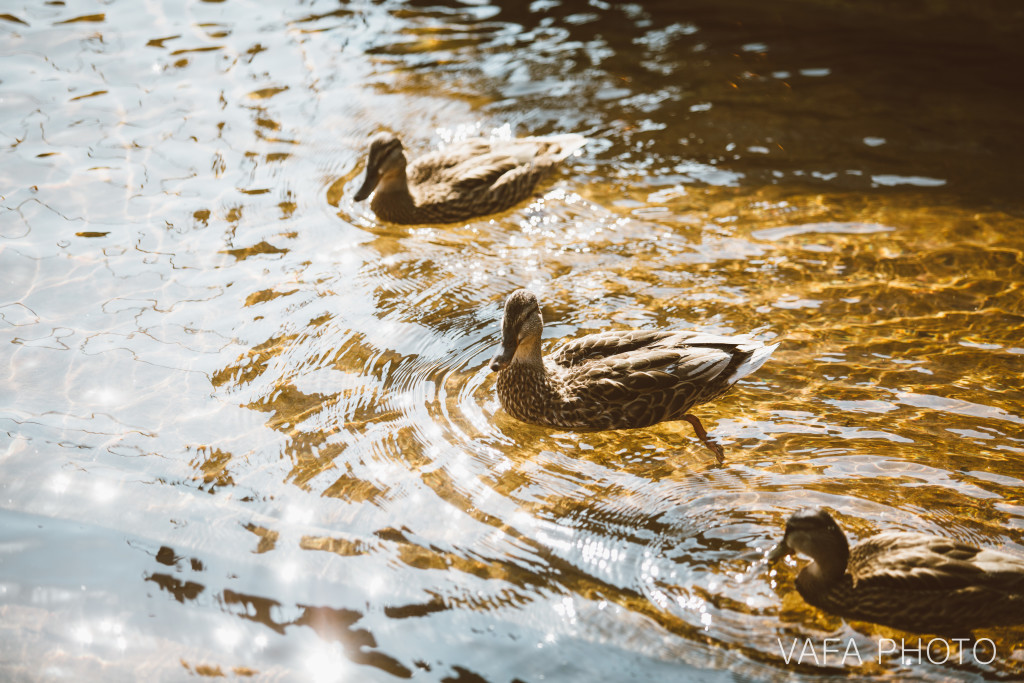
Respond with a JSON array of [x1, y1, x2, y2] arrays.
[[489, 289, 778, 446], [354, 132, 586, 224], [768, 508, 1024, 633]]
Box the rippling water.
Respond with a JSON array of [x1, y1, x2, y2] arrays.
[[2, 0, 1023, 680]]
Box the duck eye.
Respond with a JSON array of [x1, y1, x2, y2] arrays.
[[514, 306, 534, 329]]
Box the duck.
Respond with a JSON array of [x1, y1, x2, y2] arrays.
[[766, 507, 1024, 633], [488, 289, 777, 459], [353, 131, 586, 224]]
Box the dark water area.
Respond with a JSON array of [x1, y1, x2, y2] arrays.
[[2, 0, 1023, 681]]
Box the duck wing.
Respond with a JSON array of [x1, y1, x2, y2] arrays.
[[410, 138, 532, 190], [407, 140, 493, 185], [554, 331, 775, 380], [551, 330, 684, 368], [446, 153, 526, 191], [571, 344, 734, 396], [411, 135, 575, 190], [851, 533, 1024, 592], [559, 341, 737, 425]]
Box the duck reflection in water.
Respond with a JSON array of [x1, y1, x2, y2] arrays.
[[489, 289, 777, 461], [766, 507, 1024, 634], [353, 131, 585, 224]]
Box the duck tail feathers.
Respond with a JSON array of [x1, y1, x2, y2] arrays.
[[538, 134, 587, 161], [727, 342, 778, 383]]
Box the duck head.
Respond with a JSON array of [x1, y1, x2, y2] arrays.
[[354, 132, 407, 201], [490, 289, 544, 372], [766, 507, 850, 582]]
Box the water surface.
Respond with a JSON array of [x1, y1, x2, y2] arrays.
[[2, 0, 1024, 680]]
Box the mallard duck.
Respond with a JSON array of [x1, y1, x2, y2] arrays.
[[353, 131, 586, 224], [766, 507, 1024, 633], [489, 289, 777, 459]]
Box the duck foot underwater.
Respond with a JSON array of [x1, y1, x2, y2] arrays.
[[681, 414, 725, 463]]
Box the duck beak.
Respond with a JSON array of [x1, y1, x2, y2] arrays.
[[765, 540, 791, 563], [489, 345, 514, 372], [490, 321, 520, 372], [353, 166, 379, 202]]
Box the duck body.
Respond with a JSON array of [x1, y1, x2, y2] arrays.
[[495, 328, 775, 431], [354, 132, 586, 224], [768, 508, 1024, 633], [489, 290, 776, 451]]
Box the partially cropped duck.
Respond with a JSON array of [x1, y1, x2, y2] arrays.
[[353, 131, 586, 224], [766, 507, 1024, 633], [489, 289, 777, 459]]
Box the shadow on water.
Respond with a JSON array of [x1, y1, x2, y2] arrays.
[[1, 0, 1023, 680]]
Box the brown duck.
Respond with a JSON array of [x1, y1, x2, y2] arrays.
[[489, 289, 777, 459], [353, 131, 586, 224], [767, 507, 1024, 633]]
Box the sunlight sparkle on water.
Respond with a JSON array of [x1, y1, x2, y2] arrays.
[[72, 624, 92, 646], [215, 625, 243, 650], [85, 387, 122, 406], [306, 643, 350, 683], [278, 562, 299, 583], [553, 596, 577, 624], [366, 574, 386, 597], [96, 619, 127, 652], [285, 505, 314, 525], [510, 510, 535, 531], [91, 480, 118, 503], [50, 473, 70, 494], [580, 537, 621, 571], [436, 122, 483, 145]]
